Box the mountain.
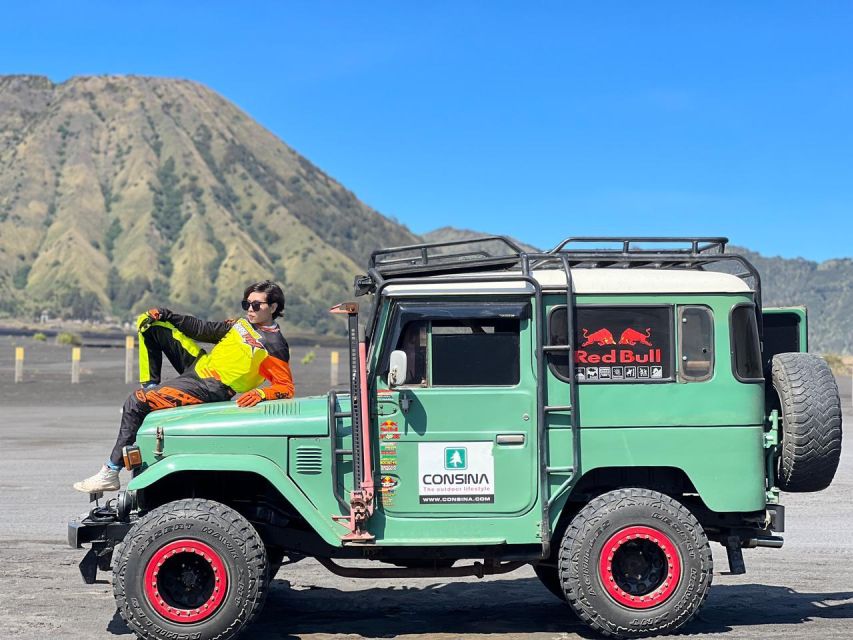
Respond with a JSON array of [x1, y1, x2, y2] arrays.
[[1, 76, 850, 350], [424, 228, 853, 354], [0, 75, 418, 334]]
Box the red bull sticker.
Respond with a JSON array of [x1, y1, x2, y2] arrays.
[[380, 420, 400, 440], [380, 474, 398, 508], [571, 307, 672, 383]]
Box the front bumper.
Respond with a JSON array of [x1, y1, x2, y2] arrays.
[[68, 505, 132, 583], [67, 517, 130, 548]]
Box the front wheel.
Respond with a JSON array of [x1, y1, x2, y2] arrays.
[[559, 488, 712, 638], [113, 498, 268, 640]]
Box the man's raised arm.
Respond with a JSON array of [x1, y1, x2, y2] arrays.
[[140, 308, 233, 344]]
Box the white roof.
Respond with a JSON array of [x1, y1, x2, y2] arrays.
[[382, 268, 752, 296]]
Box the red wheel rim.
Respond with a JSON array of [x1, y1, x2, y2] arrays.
[[143, 539, 228, 623], [598, 525, 681, 609]]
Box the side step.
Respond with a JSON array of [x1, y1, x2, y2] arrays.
[[316, 557, 525, 579]]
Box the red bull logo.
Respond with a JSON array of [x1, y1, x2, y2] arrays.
[[618, 327, 652, 346], [380, 476, 398, 492], [581, 328, 617, 347], [576, 326, 661, 365]]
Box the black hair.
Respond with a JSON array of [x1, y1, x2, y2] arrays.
[[244, 280, 285, 319]]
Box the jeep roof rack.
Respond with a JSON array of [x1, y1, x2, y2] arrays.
[[367, 235, 757, 293], [363, 233, 763, 339], [550, 236, 728, 255], [369, 236, 525, 278]]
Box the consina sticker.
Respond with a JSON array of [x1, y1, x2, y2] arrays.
[[418, 442, 495, 504], [550, 306, 672, 383]]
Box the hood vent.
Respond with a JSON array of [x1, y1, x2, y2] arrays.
[[295, 446, 323, 474], [263, 400, 300, 417]]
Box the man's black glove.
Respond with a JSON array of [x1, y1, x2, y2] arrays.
[[138, 307, 172, 333]]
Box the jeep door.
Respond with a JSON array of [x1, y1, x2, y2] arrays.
[[374, 299, 538, 518]]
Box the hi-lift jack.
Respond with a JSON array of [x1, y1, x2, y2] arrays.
[[329, 303, 375, 542]]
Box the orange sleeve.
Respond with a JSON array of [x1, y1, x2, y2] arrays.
[[258, 355, 295, 399]]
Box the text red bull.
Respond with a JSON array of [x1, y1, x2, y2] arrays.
[[575, 349, 663, 364]]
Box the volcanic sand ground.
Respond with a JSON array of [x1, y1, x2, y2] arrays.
[[0, 336, 851, 639]]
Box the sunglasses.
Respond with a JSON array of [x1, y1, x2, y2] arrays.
[[241, 300, 269, 312]]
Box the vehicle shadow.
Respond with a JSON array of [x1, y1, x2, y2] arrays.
[[682, 583, 853, 635], [252, 579, 853, 638], [105, 579, 853, 638]]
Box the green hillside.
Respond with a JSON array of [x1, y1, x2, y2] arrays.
[[0, 75, 418, 334]]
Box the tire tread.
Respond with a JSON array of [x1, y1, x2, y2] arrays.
[[112, 498, 268, 640]]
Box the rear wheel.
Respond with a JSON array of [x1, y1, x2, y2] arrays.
[[559, 488, 712, 638], [113, 498, 268, 640]]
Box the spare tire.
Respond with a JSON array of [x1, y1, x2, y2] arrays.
[[772, 353, 842, 492]]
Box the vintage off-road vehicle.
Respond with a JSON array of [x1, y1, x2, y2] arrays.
[[69, 236, 843, 639]]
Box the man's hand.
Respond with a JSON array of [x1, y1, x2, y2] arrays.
[[137, 308, 172, 333], [237, 388, 266, 407]]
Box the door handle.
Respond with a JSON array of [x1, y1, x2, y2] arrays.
[[496, 434, 525, 445]]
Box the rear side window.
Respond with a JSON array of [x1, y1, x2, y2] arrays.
[[731, 305, 763, 381], [549, 305, 673, 383], [679, 306, 714, 382]]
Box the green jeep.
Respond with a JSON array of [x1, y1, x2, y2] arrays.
[[69, 236, 843, 639]]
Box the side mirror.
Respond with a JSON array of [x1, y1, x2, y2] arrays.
[[388, 350, 408, 387]]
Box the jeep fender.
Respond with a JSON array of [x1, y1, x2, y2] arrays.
[[126, 454, 343, 546]]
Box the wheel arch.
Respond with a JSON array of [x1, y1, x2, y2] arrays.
[[550, 466, 700, 544], [127, 454, 342, 546]]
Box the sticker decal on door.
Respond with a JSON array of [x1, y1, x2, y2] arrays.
[[418, 442, 494, 504]]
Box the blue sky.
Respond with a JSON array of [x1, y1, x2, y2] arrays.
[[2, 2, 852, 260]]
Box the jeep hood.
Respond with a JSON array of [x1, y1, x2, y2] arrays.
[[137, 395, 340, 438]]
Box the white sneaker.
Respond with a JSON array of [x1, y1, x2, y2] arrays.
[[73, 465, 120, 493]]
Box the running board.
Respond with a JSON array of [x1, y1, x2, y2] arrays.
[[316, 557, 525, 579]]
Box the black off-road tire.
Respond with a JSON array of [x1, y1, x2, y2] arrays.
[[533, 563, 566, 602], [772, 353, 843, 492], [559, 488, 713, 638], [113, 498, 268, 640]]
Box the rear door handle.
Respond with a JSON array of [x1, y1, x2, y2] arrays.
[[496, 434, 525, 445]]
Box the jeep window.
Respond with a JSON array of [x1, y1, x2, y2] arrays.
[[549, 305, 673, 383], [678, 306, 714, 382], [431, 318, 520, 386], [731, 304, 763, 381], [380, 301, 527, 387]]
